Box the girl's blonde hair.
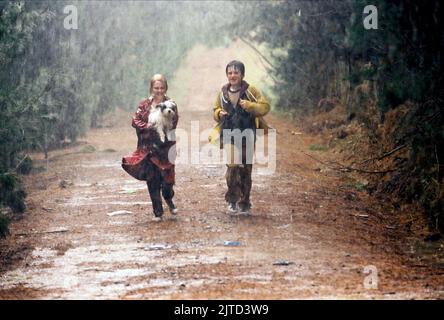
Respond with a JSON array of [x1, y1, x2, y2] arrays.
[[149, 74, 168, 94]]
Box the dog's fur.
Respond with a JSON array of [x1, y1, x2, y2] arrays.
[[148, 100, 177, 143]]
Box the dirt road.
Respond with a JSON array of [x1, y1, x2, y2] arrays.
[[1, 43, 443, 299]]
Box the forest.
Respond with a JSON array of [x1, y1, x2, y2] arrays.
[[1, 0, 443, 237]]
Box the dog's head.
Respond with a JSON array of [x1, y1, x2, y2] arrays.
[[154, 100, 176, 119]]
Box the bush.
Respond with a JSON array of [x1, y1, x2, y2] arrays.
[[16, 155, 33, 175], [0, 172, 27, 214], [0, 213, 10, 238]]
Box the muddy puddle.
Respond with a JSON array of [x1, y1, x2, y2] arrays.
[[0, 240, 270, 299]]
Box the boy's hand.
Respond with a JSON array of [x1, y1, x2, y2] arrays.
[[219, 110, 228, 119], [239, 99, 249, 110]]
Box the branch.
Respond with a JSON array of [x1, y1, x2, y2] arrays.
[[239, 36, 309, 78], [359, 144, 407, 165], [239, 36, 277, 70], [301, 150, 396, 174], [256, 56, 280, 84], [14, 154, 29, 170]]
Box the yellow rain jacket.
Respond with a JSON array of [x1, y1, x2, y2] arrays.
[[208, 82, 271, 145]]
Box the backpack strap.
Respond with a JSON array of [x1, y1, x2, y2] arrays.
[[246, 88, 258, 102]]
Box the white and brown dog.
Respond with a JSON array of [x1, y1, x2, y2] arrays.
[[148, 100, 177, 143]]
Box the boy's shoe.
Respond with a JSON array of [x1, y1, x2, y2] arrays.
[[239, 208, 250, 215], [227, 202, 238, 214], [152, 216, 163, 222], [238, 203, 251, 215]]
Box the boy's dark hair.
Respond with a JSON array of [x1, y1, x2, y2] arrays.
[[226, 60, 245, 77]]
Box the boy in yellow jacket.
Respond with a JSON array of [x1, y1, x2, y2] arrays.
[[209, 60, 270, 214]]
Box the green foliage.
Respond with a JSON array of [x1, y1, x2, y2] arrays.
[[0, 213, 10, 238], [16, 155, 33, 175], [348, 0, 443, 112], [233, 0, 355, 112], [0, 172, 26, 213], [400, 101, 444, 230]]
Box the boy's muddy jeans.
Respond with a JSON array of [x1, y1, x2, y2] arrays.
[[224, 143, 253, 210], [225, 164, 252, 210]]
